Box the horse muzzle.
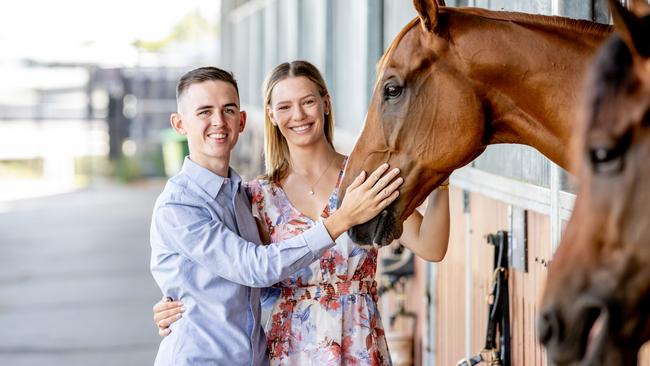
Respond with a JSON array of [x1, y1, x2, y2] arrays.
[[538, 299, 610, 366], [347, 208, 402, 246]]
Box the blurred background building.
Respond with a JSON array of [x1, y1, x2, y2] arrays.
[[0, 1, 625, 366]]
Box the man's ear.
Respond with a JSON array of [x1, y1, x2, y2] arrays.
[[170, 113, 186, 135], [239, 111, 247, 132]]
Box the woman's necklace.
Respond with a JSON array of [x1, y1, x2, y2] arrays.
[[294, 155, 338, 195]]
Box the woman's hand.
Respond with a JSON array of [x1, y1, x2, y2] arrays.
[[153, 297, 185, 337], [324, 164, 402, 239], [338, 164, 403, 225]]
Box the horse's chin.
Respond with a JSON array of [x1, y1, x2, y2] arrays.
[[545, 308, 610, 366], [348, 210, 401, 246], [579, 310, 609, 366]]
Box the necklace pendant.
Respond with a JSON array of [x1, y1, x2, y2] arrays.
[[309, 189, 314, 195]]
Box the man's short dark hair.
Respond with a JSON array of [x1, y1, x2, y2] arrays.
[[176, 66, 239, 101]]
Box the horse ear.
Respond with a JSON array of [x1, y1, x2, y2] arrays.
[[608, 0, 650, 58], [629, 0, 650, 16], [413, 0, 445, 33]]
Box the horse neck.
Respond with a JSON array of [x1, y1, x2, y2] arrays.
[[450, 11, 610, 171]]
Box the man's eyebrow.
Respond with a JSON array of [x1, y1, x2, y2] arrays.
[[195, 102, 239, 112], [195, 105, 214, 112]]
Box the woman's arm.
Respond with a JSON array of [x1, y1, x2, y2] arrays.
[[399, 187, 450, 262]]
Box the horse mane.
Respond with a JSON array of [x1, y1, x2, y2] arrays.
[[377, 6, 613, 75], [446, 7, 612, 36], [585, 36, 634, 128]]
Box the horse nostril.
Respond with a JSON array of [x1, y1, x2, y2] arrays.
[[538, 308, 563, 345]]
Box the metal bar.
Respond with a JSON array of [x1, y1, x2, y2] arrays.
[[426, 261, 438, 366], [464, 190, 473, 359], [559, 191, 576, 221], [451, 167, 552, 216], [229, 0, 270, 24], [551, 0, 560, 15], [550, 163, 562, 253]]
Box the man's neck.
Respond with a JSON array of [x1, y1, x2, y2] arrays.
[[189, 154, 230, 177]]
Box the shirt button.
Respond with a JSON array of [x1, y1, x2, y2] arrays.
[[223, 178, 230, 184]]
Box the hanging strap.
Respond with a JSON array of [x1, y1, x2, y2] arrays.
[[457, 231, 511, 366]]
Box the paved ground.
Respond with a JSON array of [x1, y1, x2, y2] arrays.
[[0, 179, 165, 366]]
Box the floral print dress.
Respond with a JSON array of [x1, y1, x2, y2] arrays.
[[246, 158, 392, 366]]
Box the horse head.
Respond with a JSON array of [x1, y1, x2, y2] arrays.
[[338, 0, 611, 246], [338, 0, 487, 245], [539, 1, 650, 364]]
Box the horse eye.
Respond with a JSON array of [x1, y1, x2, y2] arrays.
[[589, 147, 623, 175], [383, 84, 403, 100], [589, 132, 631, 175]]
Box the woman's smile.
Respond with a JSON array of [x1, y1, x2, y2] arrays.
[[289, 122, 314, 134]]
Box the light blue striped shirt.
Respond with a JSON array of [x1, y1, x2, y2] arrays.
[[150, 158, 335, 366]]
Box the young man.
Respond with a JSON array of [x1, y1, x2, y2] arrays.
[[150, 66, 401, 365]]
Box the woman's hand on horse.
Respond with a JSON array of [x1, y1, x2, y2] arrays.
[[153, 296, 184, 337], [338, 164, 402, 226]]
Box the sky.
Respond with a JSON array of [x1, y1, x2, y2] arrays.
[[0, 0, 220, 64]]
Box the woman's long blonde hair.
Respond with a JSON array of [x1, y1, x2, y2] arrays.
[[262, 60, 335, 183]]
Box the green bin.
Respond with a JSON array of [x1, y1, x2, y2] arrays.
[[161, 129, 189, 177]]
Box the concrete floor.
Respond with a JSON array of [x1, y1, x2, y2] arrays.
[[0, 180, 165, 366]]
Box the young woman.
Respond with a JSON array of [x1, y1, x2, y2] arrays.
[[154, 61, 450, 365]]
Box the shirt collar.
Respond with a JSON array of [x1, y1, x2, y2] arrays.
[[180, 157, 242, 198]]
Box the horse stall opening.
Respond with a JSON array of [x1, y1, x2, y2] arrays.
[[217, 0, 650, 365]]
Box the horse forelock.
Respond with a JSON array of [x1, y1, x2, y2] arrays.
[[377, 18, 420, 79], [586, 37, 635, 131]]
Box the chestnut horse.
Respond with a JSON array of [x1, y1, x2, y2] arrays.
[[337, 0, 611, 246], [539, 1, 650, 365]]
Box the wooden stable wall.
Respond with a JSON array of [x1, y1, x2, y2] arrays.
[[432, 187, 650, 365]]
